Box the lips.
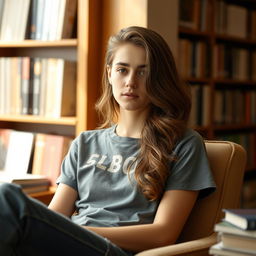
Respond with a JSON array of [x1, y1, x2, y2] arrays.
[[122, 91, 138, 97], [121, 93, 139, 99]]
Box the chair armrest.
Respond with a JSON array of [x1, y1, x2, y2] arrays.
[[135, 233, 217, 256]]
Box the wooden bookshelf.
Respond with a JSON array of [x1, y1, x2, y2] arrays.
[[0, 0, 101, 138], [178, 0, 256, 207], [0, 0, 102, 198]]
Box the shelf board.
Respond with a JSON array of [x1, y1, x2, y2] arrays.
[[0, 39, 77, 48], [0, 115, 77, 125], [215, 34, 256, 45], [213, 124, 256, 131], [214, 79, 256, 87], [179, 27, 211, 38], [186, 77, 211, 84]]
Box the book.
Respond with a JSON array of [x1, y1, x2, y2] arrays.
[[22, 185, 50, 194], [0, 0, 30, 41], [32, 134, 72, 186], [32, 58, 42, 115], [31, 133, 46, 175], [20, 57, 31, 115], [0, 0, 14, 40], [209, 242, 256, 256], [0, 173, 49, 186], [17, 0, 31, 41], [60, 0, 77, 39], [226, 4, 247, 38], [0, 129, 11, 170], [179, 0, 200, 30], [0, 0, 4, 32], [0, 172, 50, 194], [3, 131, 34, 175], [10, 57, 22, 115], [44, 59, 76, 118], [220, 232, 256, 254], [35, 0, 45, 40], [215, 221, 256, 239], [28, 0, 38, 39], [223, 209, 256, 230]]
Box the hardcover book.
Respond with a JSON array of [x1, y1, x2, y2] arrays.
[[223, 209, 256, 230]]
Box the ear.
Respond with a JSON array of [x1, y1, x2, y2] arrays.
[[107, 65, 112, 84]]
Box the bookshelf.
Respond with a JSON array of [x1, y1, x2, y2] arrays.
[[178, 0, 256, 208], [0, 0, 102, 196], [0, 0, 101, 138]]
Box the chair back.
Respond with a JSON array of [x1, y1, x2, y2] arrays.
[[177, 140, 247, 243]]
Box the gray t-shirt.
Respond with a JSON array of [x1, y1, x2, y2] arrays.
[[57, 126, 216, 227]]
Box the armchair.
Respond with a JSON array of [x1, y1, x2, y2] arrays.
[[136, 140, 247, 256]]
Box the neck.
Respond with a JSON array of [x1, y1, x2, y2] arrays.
[[116, 110, 148, 138]]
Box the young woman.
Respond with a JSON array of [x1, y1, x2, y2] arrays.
[[0, 26, 215, 256]]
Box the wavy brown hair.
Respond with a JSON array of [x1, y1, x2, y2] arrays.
[[96, 26, 191, 201]]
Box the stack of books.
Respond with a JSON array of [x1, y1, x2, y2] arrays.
[[0, 173, 50, 194], [209, 209, 256, 256]]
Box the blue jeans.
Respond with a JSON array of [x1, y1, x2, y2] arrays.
[[0, 183, 133, 256]]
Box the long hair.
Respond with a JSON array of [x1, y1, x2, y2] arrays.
[[96, 26, 191, 201]]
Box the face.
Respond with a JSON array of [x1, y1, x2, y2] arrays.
[[107, 43, 150, 113]]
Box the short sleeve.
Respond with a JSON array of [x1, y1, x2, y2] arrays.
[[56, 139, 78, 191], [165, 130, 216, 198]]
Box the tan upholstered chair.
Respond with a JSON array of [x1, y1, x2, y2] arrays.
[[136, 140, 247, 256]]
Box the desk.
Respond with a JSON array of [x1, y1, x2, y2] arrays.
[[29, 187, 55, 205]]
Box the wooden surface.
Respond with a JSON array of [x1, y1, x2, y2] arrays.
[[29, 187, 56, 205]]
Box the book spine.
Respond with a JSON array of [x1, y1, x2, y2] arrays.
[[32, 58, 42, 115], [29, 0, 38, 39], [21, 57, 30, 115]]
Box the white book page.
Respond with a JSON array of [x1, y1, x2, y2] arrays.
[[4, 131, 34, 176]]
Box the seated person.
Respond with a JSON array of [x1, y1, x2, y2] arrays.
[[0, 26, 216, 256]]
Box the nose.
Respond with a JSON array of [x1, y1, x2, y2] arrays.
[[126, 72, 137, 88]]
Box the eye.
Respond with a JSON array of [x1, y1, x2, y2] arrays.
[[117, 67, 127, 74], [137, 69, 146, 77]]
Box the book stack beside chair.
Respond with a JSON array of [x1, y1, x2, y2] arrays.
[[209, 209, 256, 256]]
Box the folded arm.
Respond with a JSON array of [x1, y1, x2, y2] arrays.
[[48, 183, 198, 253], [84, 189, 198, 252]]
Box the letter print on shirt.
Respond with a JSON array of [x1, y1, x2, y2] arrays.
[[83, 154, 138, 175], [107, 155, 123, 173]]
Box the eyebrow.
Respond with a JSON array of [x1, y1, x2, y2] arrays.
[[114, 62, 147, 68]]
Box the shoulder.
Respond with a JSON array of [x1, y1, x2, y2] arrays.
[[174, 129, 205, 154], [67, 127, 114, 154], [74, 126, 114, 144]]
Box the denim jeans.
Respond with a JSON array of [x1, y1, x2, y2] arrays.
[[0, 183, 134, 256]]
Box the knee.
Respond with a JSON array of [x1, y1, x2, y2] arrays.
[[0, 183, 22, 198], [0, 183, 26, 214]]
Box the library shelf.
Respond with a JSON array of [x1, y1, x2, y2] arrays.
[[213, 124, 256, 132], [215, 34, 256, 45], [178, 0, 256, 178], [186, 78, 212, 84], [0, 39, 77, 48], [0, 115, 76, 126], [179, 27, 212, 38], [214, 79, 256, 87], [0, 0, 101, 137]]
